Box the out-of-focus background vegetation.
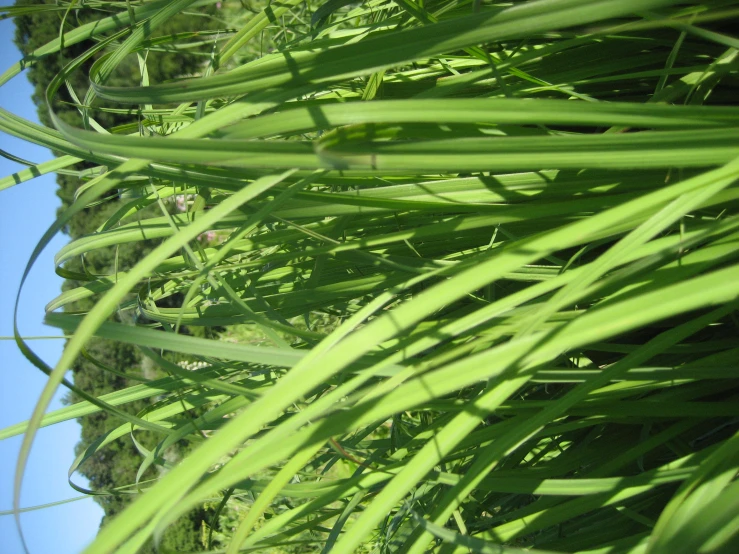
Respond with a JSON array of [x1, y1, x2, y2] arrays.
[[13, 2, 222, 549]]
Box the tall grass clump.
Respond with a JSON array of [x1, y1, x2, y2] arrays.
[[2, 0, 739, 552]]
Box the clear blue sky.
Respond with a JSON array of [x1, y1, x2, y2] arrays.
[[0, 18, 104, 554]]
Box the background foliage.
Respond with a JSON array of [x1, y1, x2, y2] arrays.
[[11, 0, 220, 549]]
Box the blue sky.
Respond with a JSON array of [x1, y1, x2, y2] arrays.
[[0, 18, 104, 554]]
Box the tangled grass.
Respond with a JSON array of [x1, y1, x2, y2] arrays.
[[2, 0, 739, 552]]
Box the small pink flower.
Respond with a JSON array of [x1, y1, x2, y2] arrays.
[[216, 2, 222, 9], [199, 230, 217, 243]]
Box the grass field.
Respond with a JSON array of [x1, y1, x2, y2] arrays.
[[2, 0, 739, 552]]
